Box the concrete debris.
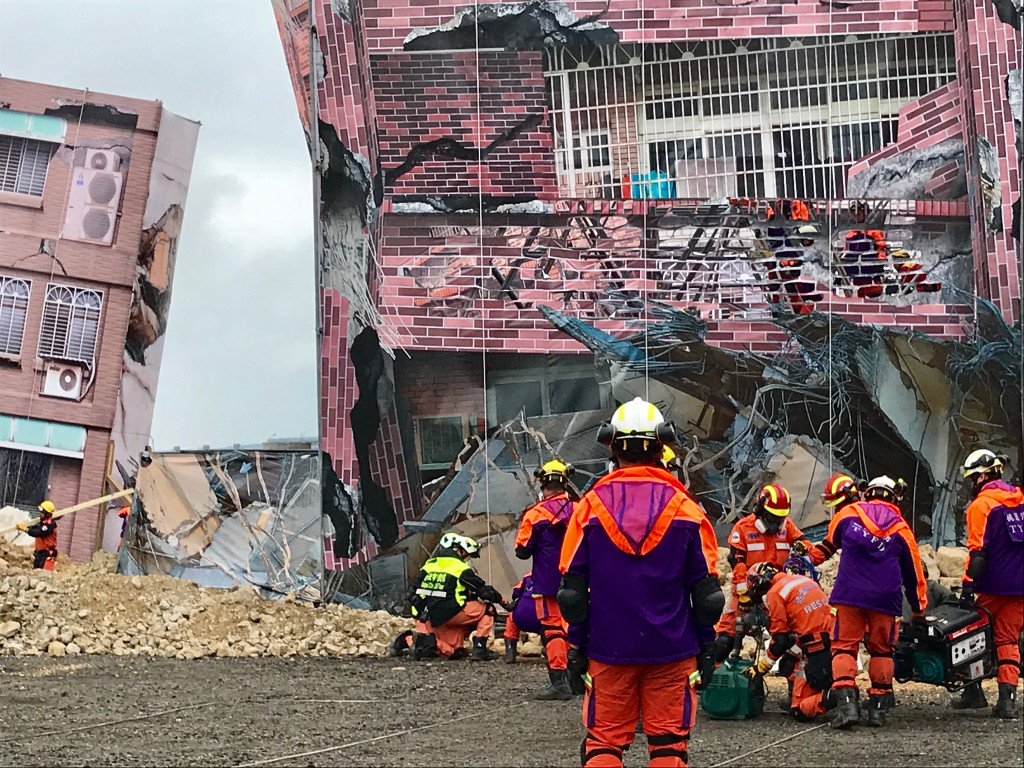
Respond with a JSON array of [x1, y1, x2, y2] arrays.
[[0, 540, 411, 659], [934, 546, 968, 580]]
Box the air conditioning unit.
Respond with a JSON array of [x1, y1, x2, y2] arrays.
[[41, 362, 84, 400], [62, 163, 124, 247], [84, 148, 121, 172]]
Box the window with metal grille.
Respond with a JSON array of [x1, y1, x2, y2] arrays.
[[417, 416, 467, 468], [0, 277, 30, 357], [0, 135, 56, 196], [0, 448, 51, 508], [546, 33, 956, 199], [37, 284, 102, 364]]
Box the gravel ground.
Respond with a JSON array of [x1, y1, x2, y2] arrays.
[[0, 656, 1021, 767]]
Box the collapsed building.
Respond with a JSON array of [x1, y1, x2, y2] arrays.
[[271, 0, 1023, 607]]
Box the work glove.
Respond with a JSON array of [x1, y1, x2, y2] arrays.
[[567, 645, 588, 696], [696, 641, 717, 692], [911, 611, 928, 629], [478, 586, 503, 605], [743, 657, 773, 679], [792, 540, 809, 556], [15, 522, 27, 532], [958, 584, 975, 610]]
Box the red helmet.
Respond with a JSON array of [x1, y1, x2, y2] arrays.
[[746, 562, 780, 602], [756, 484, 791, 517], [822, 473, 859, 508]]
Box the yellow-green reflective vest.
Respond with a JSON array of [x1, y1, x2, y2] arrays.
[[412, 556, 470, 620]]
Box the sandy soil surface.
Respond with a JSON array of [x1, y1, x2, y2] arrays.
[[0, 656, 1020, 767]]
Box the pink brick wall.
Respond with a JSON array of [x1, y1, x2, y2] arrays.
[[372, 50, 556, 198], [362, 0, 950, 50]]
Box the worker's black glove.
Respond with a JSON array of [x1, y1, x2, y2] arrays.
[[478, 585, 503, 605], [911, 611, 928, 629], [696, 641, 717, 692], [958, 584, 975, 610], [567, 645, 588, 696], [506, 597, 519, 613]]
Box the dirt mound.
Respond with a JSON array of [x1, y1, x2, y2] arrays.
[[0, 542, 411, 659]]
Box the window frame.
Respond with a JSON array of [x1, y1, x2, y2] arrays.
[[37, 283, 104, 366], [0, 134, 58, 198], [486, 361, 607, 427], [0, 276, 31, 359], [415, 414, 470, 470]]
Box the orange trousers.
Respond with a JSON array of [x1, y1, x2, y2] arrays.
[[788, 658, 828, 718], [831, 604, 896, 696], [977, 593, 1023, 686], [414, 601, 493, 657], [582, 657, 697, 768]]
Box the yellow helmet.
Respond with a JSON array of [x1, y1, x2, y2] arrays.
[[535, 459, 573, 485], [661, 446, 680, 467], [38, 500, 56, 516]]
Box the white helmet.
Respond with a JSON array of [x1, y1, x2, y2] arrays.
[[864, 475, 906, 503], [962, 449, 1004, 479], [598, 397, 676, 446], [439, 531, 480, 557]]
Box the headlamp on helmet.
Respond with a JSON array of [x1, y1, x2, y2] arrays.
[[962, 449, 1006, 479]]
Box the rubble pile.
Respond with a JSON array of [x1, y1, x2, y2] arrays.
[[0, 541, 410, 659]]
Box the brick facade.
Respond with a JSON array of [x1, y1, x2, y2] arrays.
[[373, 51, 555, 198], [275, 0, 1021, 570], [0, 78, 192, 560]]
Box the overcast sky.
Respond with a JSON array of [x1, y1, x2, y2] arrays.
[[0, 0, 317, 449]]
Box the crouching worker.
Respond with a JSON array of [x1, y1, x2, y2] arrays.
[[389, 532, 504, 661], [17, 501, 58, 570], [744, 562, 834, 721], [558, 398, 724, 767], [503, 572, 543, 663]]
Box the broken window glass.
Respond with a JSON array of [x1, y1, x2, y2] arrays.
[[0, 449, 50, 508]]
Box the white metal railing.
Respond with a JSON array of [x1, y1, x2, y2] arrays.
[[545, 34, 957, 200]]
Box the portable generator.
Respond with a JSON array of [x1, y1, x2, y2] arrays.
[[894, 603, 995, 691], [700, 658, 766, 720]]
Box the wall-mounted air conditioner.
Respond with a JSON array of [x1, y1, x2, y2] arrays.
[[41, 362, 84, 401], [62, 152, 125, 247]]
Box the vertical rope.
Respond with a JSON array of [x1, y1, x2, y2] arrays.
[[826, 9, 834, 485], [641, 0, 649, 403], [472, 0, 492, 585]]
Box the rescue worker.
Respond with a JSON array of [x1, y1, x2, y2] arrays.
[[16, 501, 58, 570], [558, 397, 723, 768], [713, 484, 814, 662], [950, 450, 1023, 718], [503, 572, 542, 663], [390, 532, 505, 661], [515, 459, 575, 700], [804, 475, 928, 729], [117, 503, 131, 549], [743, 562, 834, 721]]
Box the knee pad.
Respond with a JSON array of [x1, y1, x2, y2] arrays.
[[692, 573, 725, 627], [558, 573, 589, 624]]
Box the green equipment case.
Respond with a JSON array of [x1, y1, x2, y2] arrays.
[[700, 657, 766, 720]]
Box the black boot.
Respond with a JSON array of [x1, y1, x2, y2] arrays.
[[471, 636, 499, 661], [830, 688, 860, 730], [387, 630, 413, 657], [992, 683, 1018, 719], [412, 632, 437, 661], [504, 639, 518, 664], [535, 670, 573, 701], [951, 681, 988, 710], [865, 693, 894, 727]]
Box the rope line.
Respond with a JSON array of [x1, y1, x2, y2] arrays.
[[235, 702, 529, 768], [709, 722, 830, 767]]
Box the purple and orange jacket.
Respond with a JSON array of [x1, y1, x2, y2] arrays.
[[516, 492, 573, 596], [812, 499, 927, 616], [558, 465, 719, 665], [963, 480, 1024, 596]]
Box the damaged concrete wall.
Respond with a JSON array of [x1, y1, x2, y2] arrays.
[[108, 110, 200, 552], [120, 449, 323, 600]]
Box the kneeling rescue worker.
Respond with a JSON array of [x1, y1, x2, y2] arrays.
[[503, 571, 543, 663], [714, 483, 814, 661], [393, 532, 505, 660], [558, 397, 724, 767], [515, 459, 575, 700], [743, 562, 834, 721], [951, 449, 1023, 719], [804, 474, 927, 729], [17, 501, 58, 570]]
